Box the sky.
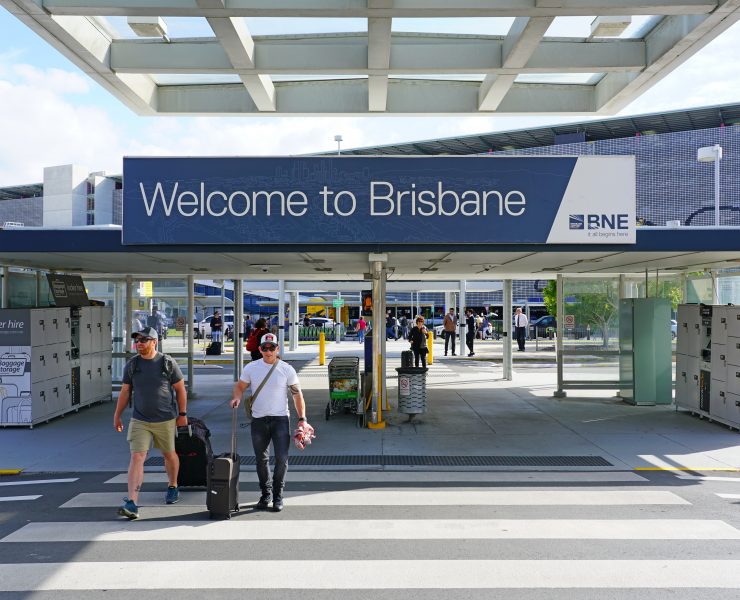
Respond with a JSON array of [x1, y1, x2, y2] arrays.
[[0, 10, 739, 186]]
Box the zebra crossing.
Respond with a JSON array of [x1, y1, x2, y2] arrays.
[[0, 477, 78, 503], [1, 470, 740, 593]]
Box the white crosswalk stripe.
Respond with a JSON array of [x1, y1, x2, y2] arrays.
[[58, 489, 689, 508], [2, 471, 739, 594], [0, 495, 41, 502]]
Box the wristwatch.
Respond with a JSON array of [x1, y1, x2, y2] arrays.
[[178, 412, 187, 416], [298, 417, 306, 422]]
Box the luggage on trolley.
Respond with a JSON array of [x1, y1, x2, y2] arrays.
[[326, 356, 363, 426]]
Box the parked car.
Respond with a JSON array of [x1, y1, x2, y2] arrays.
[[195, 313, 234, 340], [671, 319, 677, 339], [308, 317, 335, 328]]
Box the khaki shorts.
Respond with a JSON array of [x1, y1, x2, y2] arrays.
[[127, 418, 176, 454]]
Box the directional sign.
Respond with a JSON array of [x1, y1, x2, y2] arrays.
[[332, 298, 345, 308]]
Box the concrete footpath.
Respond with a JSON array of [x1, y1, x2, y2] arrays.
[[1, 338, 739, 474]]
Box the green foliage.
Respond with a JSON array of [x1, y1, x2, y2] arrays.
[[647, 280, 682, 311], [543, 281, 557, 316]]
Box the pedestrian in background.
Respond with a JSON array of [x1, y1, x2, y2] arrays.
[[514, 307, 529, 351], [408, 316, 429, 368], [356, 315, 367, 344], [465, 308, 476, 357], [443, 307, 457, 356]]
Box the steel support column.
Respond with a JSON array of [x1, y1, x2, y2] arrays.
[[289, 291, 298, 351], [187, 274, 194, 394], [503, 279, 513, 381], [234, 278, 243, 381], [554, 274, 566, 398], [369, 254, 387, 429], [278, 279, 285, 350]]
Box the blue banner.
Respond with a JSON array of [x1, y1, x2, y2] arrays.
[[122, 156, 635, 245]]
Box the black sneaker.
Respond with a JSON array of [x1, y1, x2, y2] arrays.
[[273, 497, 284, 512], [256, 494, 271, 510]]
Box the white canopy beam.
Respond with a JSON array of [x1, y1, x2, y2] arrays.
[[109, 36, 646, 74], [367, 1, 392, 111], [40, 0, 719, 18], [479, 16, 554, 111], [198, 0, 276, 111]]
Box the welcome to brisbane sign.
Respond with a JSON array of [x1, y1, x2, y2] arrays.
[[122, 156, 635, 245]]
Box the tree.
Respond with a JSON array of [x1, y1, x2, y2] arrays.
[[543, 280, 557, 317], [541, 280, 618, 347]]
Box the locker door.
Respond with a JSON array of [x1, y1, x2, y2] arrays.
[[710, 379, 728, 421], [30, 310, 50, 347], [725, 392, 740, 427], [80, 355, 94, 406], [727, 364, 740, 397], [712, 306, 728, 346], [675, 354, 688, 409], [727, 307, 740, 339], [30, 347, 50, 384], [727, 338, 740, 368], [102, 353, 112, 401], [79, 307, 94, 356], [56, 308, 72, 345], [711, 343, 727, 381], [685, 356, 701, 411]]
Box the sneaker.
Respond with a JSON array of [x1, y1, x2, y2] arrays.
[[273, 497, 284, 512], [118, 498, 139, 520], [165, 486, 180, 504], [256, 494, 271, 510]]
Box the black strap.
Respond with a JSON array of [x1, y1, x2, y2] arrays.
[[249, 358, 280, 411]]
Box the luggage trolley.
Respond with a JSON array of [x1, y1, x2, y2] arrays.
[[326, 357, 363, 426]]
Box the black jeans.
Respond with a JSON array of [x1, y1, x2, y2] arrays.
[[250, 416, 290, 499], [466, 331, 475, 354], [515, 326, 526, 350], [444, 332, 456, 355], [412, 347, 427, 368]]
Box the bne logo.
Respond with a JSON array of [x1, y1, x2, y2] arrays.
[[570, 214, 629, 230]]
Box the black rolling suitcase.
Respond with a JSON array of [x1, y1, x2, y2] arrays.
[[176, 417, 212, 487], [401, 350, 414, 368], [207, 408, 240, 519], [206, 341, 222, 355]]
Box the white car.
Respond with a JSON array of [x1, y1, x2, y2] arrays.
[[308, 317, 335, 328], [195, 314, 234, 340]]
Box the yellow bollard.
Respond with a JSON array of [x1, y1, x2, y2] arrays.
[[368, 357, 386, 429], [426, 330, 433, 365], [319, 331, 325, 365]]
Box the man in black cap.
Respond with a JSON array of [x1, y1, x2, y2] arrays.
[[113, 326, 187, 519]]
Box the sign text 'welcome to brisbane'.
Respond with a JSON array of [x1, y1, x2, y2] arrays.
[[122, 156, 635, 245]]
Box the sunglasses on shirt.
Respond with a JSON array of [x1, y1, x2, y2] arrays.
[[260, 344, 277, 352]]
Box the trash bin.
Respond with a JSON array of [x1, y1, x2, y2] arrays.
[[396, 366, 428, 419]]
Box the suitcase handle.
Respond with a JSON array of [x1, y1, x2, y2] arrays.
[[177, 424, 193, 438], [231, 407, 238, 459]]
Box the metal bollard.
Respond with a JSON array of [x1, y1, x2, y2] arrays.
[[426, 330, 433, 365]]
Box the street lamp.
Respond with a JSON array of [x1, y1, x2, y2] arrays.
[[697, 144, 723, 227], [334, 134, 343, 156]]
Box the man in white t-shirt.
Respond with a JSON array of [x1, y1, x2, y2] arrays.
[[514, 307, 529, 351], [230, 333, 309, 512]]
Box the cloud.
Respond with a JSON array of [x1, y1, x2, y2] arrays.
[[1, 19, 740, 186]]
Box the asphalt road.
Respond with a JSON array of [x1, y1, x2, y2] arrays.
[[1, 468, 740, 599]]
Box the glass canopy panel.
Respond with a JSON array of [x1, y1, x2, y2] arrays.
[[270, 75, 367, 82], [151, 74, 242, 85], [393, 18, 514, 35], [393, 74, 486, 82], [245, 18, 368, 35], [515, 73, 604, 85]]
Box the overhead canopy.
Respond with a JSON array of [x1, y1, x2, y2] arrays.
[[4, 1, 740, 115], [1, 228, 739, 279]]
